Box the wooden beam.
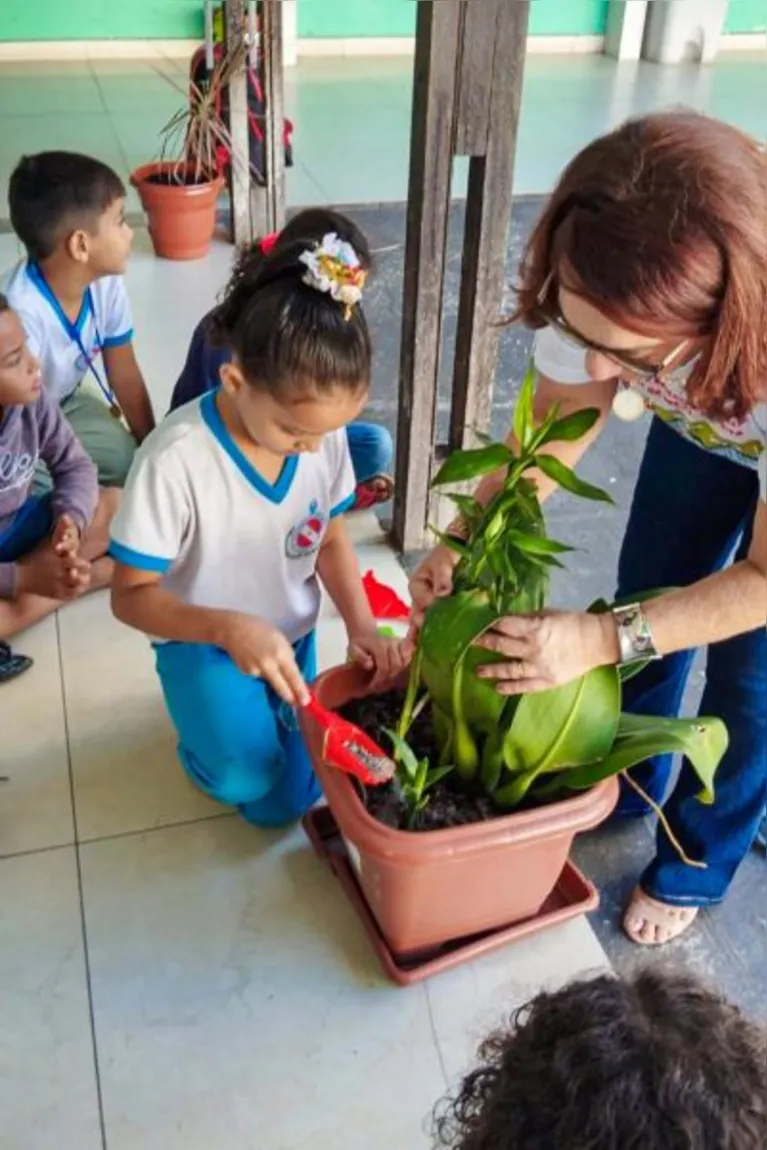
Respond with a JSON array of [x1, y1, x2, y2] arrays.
[[224, 0, 253, 245], [449, 0, 530, 451], [259, 0, 286, 233], [392, 0, 463, 554]]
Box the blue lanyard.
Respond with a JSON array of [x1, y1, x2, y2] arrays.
[[28, 263, 121, 414]]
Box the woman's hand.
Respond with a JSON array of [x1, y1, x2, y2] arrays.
[[219, 613, 309, 707], [475, 610, 621, 695], [408, 544, 460, 632], [348, 629, 413, 689]]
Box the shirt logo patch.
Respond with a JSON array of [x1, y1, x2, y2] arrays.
[[285, 500, 327, 559], [74, 342, 102, 374]]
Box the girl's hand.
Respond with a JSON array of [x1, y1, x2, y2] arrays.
[[474, 610, 621, 695], [408, 544, 460, 633], [348, 630, 413, 689], [219, 613, 309, 706]]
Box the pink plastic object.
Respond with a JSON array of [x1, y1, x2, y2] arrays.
[[362, 571, 411, 621], [302, 692, 395, 786]]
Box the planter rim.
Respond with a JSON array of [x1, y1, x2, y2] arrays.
[[129, 161, 225, 193], [320, 757, 617, 857], [307, 663, 620, 863]]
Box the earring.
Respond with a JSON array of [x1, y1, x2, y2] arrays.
[[612, 387, 646, 422]]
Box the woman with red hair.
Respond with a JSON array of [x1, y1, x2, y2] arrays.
[[410, 111, 767, 946]]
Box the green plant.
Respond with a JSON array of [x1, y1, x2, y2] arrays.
[[400, 363, 727, 855], [154, 44, 252, 185], [384, 728, 453, 830]]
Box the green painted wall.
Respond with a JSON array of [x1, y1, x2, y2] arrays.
[[724, 0, 767, 33], [0, 0, 763, 43], [296, 0, 611, 39], [0, 0, 204, 42]]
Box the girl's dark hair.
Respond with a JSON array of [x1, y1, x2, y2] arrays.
[[433, 970, 767, 1150], [209, 208, 372, 395], [514, 112, 767, 421], [0, 293, 9, 312]]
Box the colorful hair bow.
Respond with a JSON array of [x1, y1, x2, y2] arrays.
[[299, 232, 366, 320]]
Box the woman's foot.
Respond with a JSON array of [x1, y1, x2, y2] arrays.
[[352, 474, 395, 512], [622, 887, 699, 946], [0, 640, 33, 684]]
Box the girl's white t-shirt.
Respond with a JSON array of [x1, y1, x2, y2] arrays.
[[533, 326, 767, 502], [109, 392, 356, 645]]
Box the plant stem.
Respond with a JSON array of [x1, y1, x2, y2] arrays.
[[620, 771, 708, 869]]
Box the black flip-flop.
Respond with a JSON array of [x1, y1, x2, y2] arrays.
[[0, 640, 33, 684]]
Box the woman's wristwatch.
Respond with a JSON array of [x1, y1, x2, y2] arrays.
[[611, 603, 661, 665]]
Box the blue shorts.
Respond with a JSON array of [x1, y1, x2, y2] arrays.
[[154, 631, 320, 828], [0, 495, 54, 563]]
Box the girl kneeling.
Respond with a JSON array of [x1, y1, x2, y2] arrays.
[[110, 234, 407, 826]]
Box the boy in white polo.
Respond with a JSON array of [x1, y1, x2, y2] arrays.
[[3, 151, 155, 488]]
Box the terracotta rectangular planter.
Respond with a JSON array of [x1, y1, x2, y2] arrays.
[[300, 664, 619, 955], [304, 805, 600, 985]]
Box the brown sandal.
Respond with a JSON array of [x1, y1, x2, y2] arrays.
[[622, 887, 699, 947]]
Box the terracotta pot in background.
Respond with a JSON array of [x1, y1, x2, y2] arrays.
[[130, 163, 225, 260], [301, 663, 619, 955]]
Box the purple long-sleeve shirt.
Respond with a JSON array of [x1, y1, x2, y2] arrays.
[[0, 388, 98, 597]]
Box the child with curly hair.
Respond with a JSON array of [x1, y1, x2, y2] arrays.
[[433, 969, 767, 1150]]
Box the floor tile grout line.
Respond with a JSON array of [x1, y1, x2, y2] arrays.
[[79, 810, 237, 849], [55, 613, 109, 1150], [0, 810, 237, 863], [86, 57, 111, 117]]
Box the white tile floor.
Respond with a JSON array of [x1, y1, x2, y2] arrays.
[[0, 51, 765, 219], [0, 230, 609, 1148]]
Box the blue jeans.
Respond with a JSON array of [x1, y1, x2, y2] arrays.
[[154, 633, 321, 827], [347, 421, 392, 485], [616, 418, 766, 906]]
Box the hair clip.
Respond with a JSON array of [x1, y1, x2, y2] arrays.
[[259, 231, 279, 256], [299, 232, 366, 320]]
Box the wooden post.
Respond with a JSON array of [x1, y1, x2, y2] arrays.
[[224, 0, 252, 245], [258, 0, 286, 234], [392, 0, 530, 553], [224, 0, 286, 244]]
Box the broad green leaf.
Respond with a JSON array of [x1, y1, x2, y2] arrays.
[[431, 444, 514, 487], [540, 407, 601, 445], [502, 666, 622, 777], [505, 530, 574, 556], [535, 454, 614, 504], [513, 360, 537, 449], [550, 712, 727, 804]]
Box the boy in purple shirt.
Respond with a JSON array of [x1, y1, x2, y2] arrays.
[[0, 293, 118, 681]]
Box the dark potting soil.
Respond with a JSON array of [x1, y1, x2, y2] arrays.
[[340, 690, 497, 833]]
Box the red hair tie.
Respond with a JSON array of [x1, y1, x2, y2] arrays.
[[259, 231, 279, 256]]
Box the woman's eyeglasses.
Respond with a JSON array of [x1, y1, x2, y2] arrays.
[[534, 273, 687, 381]]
